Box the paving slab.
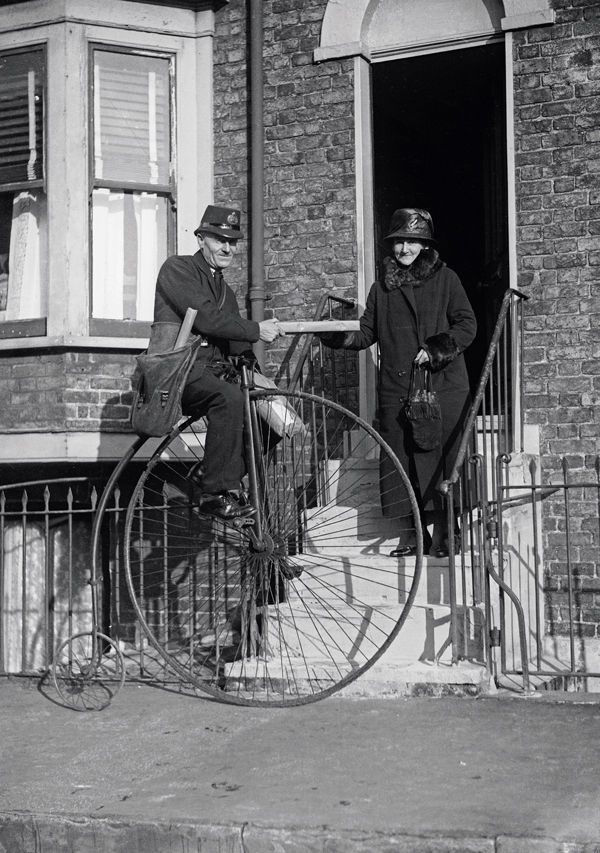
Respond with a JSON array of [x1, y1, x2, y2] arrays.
[[1, 677, 600, 852]]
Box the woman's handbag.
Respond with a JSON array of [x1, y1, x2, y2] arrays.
[[404, 364, 442, 451], [130, 309, 201, 438]]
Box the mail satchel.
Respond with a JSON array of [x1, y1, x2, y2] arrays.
[[130, 309, 201, 438]]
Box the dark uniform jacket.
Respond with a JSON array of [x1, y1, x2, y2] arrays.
[[153, 249, 260, 366]]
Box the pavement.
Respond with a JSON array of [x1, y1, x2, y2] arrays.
[[2, 675, 600, 853]]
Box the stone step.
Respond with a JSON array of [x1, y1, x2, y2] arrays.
[[224, 602, 451, 682], [282, 594, 483, 669], [223, 602, 492, 697], [340, 659, 496, 698], [304, 502, 406, 553], [319, 455, 380, 505], [280, 599, 454, 666], [286, 447, 489, 693], [290, 552, 473, 610]]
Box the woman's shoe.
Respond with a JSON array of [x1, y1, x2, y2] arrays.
[[431, 535, 461, 559]]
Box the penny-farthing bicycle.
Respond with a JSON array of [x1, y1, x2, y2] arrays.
[[95, 361, 424, 707]]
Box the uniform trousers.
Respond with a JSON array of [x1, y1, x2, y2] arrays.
[[181, 365, 245, 495]]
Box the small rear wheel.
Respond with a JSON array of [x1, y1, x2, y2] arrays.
[[51, 631, 126, 711], [124, 392, 423, 706]]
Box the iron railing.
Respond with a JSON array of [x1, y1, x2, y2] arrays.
[[494, 455, 600, 691], [439, 289, 530, 677], [278, 292, 358, 406], [0, 478, 98, 675], [3, 289, 600, 694]]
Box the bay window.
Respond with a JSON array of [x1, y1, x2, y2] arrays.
[[0, 47, 47, 334], [90, 47, 175, 335]]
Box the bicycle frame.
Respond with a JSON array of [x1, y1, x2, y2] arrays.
[[99, 363, 425, 706]]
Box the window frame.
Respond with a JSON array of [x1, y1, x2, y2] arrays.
[[0, 43, 48, 339], [87, 42, 177, 339], [0, 4, 214, 354]]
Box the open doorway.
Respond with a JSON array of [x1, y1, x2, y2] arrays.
[[372, 42, 508, 387]]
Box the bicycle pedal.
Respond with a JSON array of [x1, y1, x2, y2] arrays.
[[278, 559, 303, 580], [195, 509, 255, 526], [232, 516, 256, 530]]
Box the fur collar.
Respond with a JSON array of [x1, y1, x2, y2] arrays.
[[383, 249, 443, 290]]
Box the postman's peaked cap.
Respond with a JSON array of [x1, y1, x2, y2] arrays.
[[194, 205, 243, 240]]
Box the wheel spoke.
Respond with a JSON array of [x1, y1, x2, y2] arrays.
[[124, 392, 422, 706]]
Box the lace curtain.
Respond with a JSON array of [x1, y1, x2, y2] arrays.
[[0, 190, 47, 321]]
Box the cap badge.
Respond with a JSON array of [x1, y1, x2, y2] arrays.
[[227, 212, 239, 226]]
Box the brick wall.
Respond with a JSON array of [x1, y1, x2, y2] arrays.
[[0, 351, 134, 433], [213, 0, 358, 375], [514, 0, 600, 638], [515, 0, 600, 475], [211, 0, 600, 640]]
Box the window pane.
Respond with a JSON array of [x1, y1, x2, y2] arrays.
[[91, 189, 168, 321], [0, 49, 45, 185], [0, 189, 48, 320], [93, 50, 171, 185]]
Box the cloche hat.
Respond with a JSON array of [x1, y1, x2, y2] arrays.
[[385, 208, 436, 244]]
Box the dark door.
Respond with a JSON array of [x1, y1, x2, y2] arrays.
[[372, 42, 508, 388]]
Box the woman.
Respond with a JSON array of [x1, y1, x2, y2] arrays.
[[322, 208, 476, 557]]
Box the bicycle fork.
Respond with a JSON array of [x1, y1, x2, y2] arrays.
[[239, 365, 266, 551]]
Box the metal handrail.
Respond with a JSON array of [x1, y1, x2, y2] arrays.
[[440, 288, 528, 495], [286, 293, 356, 392], [438, 287, 532, 687]]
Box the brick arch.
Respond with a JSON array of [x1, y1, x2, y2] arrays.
[[315, 0, 554, 62]]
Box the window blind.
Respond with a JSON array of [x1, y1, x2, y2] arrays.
[[93, 50, 171, 186], [0, 49, 44, 185]]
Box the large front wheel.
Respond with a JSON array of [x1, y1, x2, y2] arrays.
[[124, 391, 423, 706]]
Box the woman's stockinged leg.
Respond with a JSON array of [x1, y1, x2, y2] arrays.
[[389, 510, 433, 558], [428, 508, 460, 558]]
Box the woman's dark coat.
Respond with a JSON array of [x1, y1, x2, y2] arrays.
[[339, 250, 477, 517]]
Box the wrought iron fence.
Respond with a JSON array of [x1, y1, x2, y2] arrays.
[[440, 288, 600, 692], [493, 455, 600, 691], [0, 478, 97, 675], [0, 472, 189, 685]]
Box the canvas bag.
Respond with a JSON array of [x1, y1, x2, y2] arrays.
[[404, 363, 442, 451], [252, 372, 306, 439], [130, 310, 202, 438]]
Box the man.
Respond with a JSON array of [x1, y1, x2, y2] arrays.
[[153, 204, 281, 520]]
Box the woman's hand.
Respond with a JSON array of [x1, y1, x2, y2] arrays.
[[413, 348, 430, 367], [258, 319, 282, 342]]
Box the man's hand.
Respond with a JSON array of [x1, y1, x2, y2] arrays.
[[259, 319, 282, 342], [413, 348, 430, 366]]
